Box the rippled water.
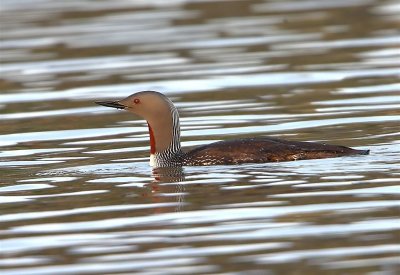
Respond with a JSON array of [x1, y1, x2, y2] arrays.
[[1, 0, 400, 274]]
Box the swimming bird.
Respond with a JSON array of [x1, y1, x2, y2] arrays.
[[96, 91, 369, 167]]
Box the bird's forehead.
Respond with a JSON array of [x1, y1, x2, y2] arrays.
[[120, 92, 166, 106], [128, 91, 158, 99], [121, 93, 145, 102]]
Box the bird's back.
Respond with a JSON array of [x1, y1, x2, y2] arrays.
[[183, 137, 369, 165]]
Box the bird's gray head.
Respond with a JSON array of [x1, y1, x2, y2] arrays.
[[96, 91, 181, 159], [96, 91, 175, 121]]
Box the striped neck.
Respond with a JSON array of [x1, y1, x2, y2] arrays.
[[148, 101, 184, 167]]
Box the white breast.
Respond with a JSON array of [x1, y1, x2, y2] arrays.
[[149, 154, 156, 167]]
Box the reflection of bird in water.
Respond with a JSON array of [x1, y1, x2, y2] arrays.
[[96, 91, 369, 168], [145, 167, 186, 212], [152, 166, 186, 183]]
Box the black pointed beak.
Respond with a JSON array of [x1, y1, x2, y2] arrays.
[[95, 101, 126, 109]]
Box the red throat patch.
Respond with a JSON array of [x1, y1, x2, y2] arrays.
[[147, 123, 156, 154]]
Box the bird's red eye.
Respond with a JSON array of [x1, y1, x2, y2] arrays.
[[134, 98, 140, 104]]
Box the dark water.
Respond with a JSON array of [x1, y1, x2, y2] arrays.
[[1, 0, 400, 274]]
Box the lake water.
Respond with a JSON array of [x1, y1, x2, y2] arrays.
[[1, 0, 399, 274]]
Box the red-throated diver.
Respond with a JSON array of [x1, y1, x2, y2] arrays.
[[96, 91, 369, 167]]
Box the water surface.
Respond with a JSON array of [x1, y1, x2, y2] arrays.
[[1, 0, 399, 274]]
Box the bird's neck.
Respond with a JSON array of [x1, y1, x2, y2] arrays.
[[147, 107, 184, 167]]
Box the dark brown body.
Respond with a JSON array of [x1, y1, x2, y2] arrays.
[[183, 137, 369, 166]]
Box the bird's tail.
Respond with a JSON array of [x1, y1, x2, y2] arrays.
[[358, 149, 370, 155]]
